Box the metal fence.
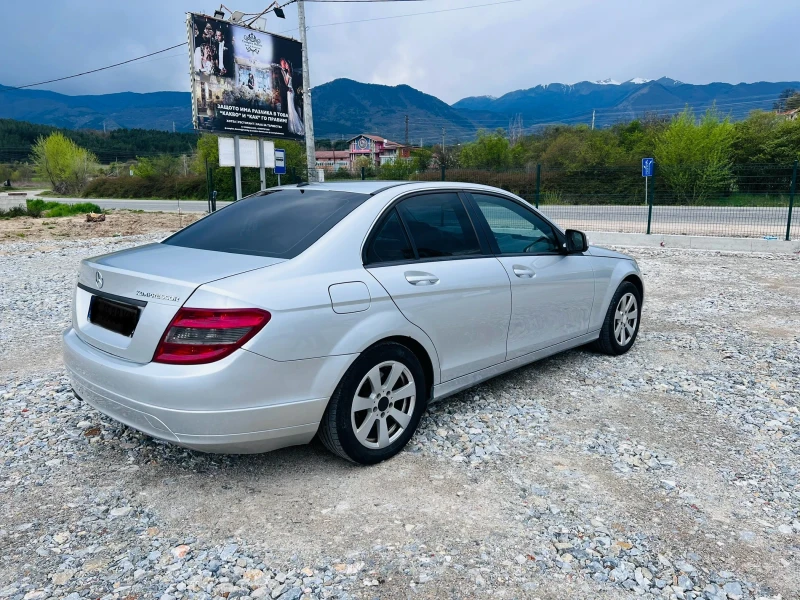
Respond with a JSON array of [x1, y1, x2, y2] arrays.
[[314, 161, 798, 240]]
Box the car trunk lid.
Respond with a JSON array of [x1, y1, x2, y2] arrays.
[[73, 243, 283, 363]]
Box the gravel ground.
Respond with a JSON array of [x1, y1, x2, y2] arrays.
[[1, 235, 799, 600]]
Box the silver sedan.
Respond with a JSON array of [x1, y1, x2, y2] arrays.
[[63, 181, 643, 464]]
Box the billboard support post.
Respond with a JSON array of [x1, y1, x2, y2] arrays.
[[297, 1, 316, 179], [233, 135, 243, 201], [258, 140, 266, 191]]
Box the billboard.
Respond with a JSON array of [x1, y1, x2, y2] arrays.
[[188, 13, 304, 140]]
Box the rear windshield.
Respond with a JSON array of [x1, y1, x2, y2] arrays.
[[163, 189, 369, 259]]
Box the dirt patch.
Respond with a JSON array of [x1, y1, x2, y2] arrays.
[[0, 210, 202, 244]]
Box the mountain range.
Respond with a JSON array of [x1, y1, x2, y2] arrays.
[[1, 77, 798, 142]]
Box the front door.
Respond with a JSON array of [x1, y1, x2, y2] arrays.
[[467, 192, 595, 359], [365, 192, 511, 382]]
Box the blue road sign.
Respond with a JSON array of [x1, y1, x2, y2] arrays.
[[642, 158, 654, 177], [274, 149, 286, 175]]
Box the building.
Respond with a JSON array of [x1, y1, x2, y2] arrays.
[[348, 134, 412, 167], [314, 150, 351, 172]]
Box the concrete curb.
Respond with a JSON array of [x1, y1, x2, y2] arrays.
[[586, 231, 800, 254]]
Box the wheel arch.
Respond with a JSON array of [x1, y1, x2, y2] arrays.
[[622, 273, 644, 303], [371, 335, 436, 398]]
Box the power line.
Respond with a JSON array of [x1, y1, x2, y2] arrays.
[[4, 0, 520, 91], [278, 0, 521, 32], [7, 43, 188, 91]]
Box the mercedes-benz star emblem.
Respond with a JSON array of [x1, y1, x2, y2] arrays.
[[95, 271, 104, 289]]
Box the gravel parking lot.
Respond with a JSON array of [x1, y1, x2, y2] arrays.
[[1, 234, 798, 600]]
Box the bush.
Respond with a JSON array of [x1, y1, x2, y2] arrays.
[[30, 132, 98, 194], [82, 175, 207, 200], [0, 199, 102, 218]]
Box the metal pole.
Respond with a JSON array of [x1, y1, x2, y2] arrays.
[[787, 159, 798, 241], [258, 140, 266, 192], [205, 158, 211, 213], [535, 163, 541, 209], [233, 135, 242, 201], [646, 162, 655, 234], [297, 1, 316, 180], [441, 164, 445, 181]]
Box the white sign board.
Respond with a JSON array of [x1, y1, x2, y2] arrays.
[[261, 140, 275, 169], [218, 137, 260, 168]]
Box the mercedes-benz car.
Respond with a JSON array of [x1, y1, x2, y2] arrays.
[[63, 181, 643, 464]]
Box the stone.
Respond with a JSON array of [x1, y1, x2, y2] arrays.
[[51, 569, 75, 585], [722, 582, 743, 599], [171, 544, 190, 559]]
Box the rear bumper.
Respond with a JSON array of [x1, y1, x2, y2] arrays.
[[63, 328, 355, 453]]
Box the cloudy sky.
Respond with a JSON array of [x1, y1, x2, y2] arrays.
[[4, 0, 798, 104]]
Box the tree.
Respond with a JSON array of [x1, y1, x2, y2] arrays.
[[133, 154, 181, 178], [30, 132, 98, 194], [654, 106, 735, 204], [773, 88, 799, 112], [459, 130, 511, 170]]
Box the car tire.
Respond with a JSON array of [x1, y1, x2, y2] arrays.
[[592, 281, 642, 356], [318, 341, 428, 465]]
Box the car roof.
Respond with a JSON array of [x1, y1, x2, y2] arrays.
[[274, 180, 516, 195]]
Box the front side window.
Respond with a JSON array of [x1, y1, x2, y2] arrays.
[[471, 193, 560, 254], [364, 208, 415, 264], [163, 189, 368, 259], [396, 193, 481, 259]]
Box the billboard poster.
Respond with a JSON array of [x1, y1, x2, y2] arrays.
[[188, 13, 304, 140]]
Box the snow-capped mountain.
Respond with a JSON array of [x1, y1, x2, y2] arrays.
[[451, 77, 800, 129]]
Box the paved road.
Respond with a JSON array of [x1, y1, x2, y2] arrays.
[[42, 197, 797, 238]]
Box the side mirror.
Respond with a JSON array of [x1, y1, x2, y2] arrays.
[[565, 229, 588, 253]]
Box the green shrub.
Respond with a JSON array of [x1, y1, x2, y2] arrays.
[[44, 202, 103, 217], [82, 175, 207, 200]]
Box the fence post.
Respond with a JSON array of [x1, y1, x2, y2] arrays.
[[535, 163, 541, 209], [361, 166, 365, 180], [646, 161, 655, 234], [787, 159, 798, 241], [440, 164, 445, 181], [205, 159, 211, 213]]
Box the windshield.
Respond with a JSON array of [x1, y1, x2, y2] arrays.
[[163, 189, 369, 258]]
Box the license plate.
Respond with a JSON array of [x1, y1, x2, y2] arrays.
[[89, 296, 141, 337]]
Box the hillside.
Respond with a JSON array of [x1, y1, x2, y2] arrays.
[[453, 77, 800, 128], [1, 77, 798, 141]]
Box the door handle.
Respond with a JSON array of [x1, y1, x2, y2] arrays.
[[512, 265, 535, 278], [404, 271, 439, 286]]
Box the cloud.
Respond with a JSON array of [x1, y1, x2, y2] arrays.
[[4, 0, 799, 104]]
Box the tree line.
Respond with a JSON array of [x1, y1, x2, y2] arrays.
[[6, 102, 800, 204]]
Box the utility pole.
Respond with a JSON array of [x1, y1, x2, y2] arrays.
[[297, 0, 316, 180], [441, 127, 445, 163], [173, 121, 176, 133], [591, 110, 596, 131], [404, 115, 409, 146]]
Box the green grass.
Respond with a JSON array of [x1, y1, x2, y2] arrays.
[[0, 199, 103, 219]]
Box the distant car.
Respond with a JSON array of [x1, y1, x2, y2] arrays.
[[63, 182, 643, 464]]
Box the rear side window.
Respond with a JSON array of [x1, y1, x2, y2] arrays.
[[364, 209, 415, 264], [396, 193, 481, 259], [163, 189, 368, 259]]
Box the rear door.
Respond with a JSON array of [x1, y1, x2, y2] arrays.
[[365, 191, 511, 382], [465, 192, 595, 359]]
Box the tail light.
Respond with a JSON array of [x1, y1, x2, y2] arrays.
[[153, 308, 271, 365]]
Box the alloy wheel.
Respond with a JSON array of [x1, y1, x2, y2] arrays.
[[614, 292, 638, 346], [350, 360, 416, 449]]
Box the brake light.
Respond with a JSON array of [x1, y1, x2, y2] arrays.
[[153, 308, 271, 365]]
